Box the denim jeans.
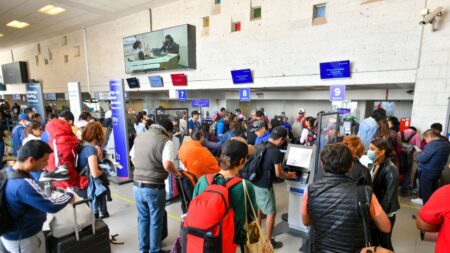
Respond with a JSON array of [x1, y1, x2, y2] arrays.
[[133, 186, 166, 253]]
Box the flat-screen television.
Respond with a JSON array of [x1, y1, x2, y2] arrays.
[[126, 77, 140, 89], [1, 61, 28, 84], [123, 24, 196, 74]]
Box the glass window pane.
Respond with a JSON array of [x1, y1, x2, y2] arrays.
[[315, 5, 326, 18]]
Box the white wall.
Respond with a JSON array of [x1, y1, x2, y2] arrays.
[[0, 0, 447, 131], [411, 0, 450, 132]]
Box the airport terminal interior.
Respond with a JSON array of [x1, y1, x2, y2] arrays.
[[0, 0, 450, 252]]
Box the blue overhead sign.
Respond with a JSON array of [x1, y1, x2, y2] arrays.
[[329, 85, 346, 101], [178, 90, 187, 101], [320, 60, 350, 79], [231, 69, 253, 84], [239, 88, 250, 102], [192, 99, 209, 107]]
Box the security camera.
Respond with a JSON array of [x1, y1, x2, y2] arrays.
[[420, 6, 443, 25]]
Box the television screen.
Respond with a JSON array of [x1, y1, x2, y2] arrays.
[[1, 61, 28, 84], [123, 24, 196, 74], [126, 77, 140, 89]]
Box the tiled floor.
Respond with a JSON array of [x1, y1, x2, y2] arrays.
[[104, 182, 435, 253]]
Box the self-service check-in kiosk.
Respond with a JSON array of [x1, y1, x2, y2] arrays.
[[283, 144, 315, 233], [272, 144, 315, 252]]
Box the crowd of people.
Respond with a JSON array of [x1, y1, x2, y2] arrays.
[[1, 104, 449, 253]]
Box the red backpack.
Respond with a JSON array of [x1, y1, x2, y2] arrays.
[[181, 174, 242, 253], [45, 119, 86, 189]]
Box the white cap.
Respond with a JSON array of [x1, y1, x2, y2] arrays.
[[298, 108, 305, 114]]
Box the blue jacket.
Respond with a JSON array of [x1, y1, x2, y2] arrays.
[[357, 117, 378, 151], [255, 131, 270, 144], [417, 139, 450, 172], [3, 167, 73, 240], [12, 124, 25, 156]]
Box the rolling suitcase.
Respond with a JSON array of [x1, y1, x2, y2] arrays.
[[47, 199, 111, 253]]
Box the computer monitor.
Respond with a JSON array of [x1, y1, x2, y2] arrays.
[[285, 144, 314, 171]]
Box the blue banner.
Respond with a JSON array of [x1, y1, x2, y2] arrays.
[[320, 60, 350, 79], [110, 80, 130, 178], [239, 88, 250, 102], [329, 85, 346, 101], [178, 90, 187, 101], [192, 99, 209, 107], [231, 69, 253, 84], [337, 108, 351, 116], [26, 83, 45, 125]]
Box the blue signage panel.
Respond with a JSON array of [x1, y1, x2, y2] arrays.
[[337, 108, 351, 116], [149, 76, 163, 87], [320, 60, 350, 79], [110, 80, 130, 178], [231, 69, 253, 84], [26, 83, 45, 125], [192, 99, 209, 107], [178, 90, 187, 101], [239, 88, 250, 102], [329, 85, 346, 101], [12, 94, 22, 100]]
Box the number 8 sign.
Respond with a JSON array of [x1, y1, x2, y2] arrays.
[[240, 88, 250, 102]]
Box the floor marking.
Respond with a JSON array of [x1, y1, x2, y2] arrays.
[[111, 193, 181, 221], [400, 203, 420, 210]]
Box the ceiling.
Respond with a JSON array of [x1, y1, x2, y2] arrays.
[[0, 0, 177, 50]]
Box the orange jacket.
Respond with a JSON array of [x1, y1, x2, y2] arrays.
[[178, 140, 220, 178]]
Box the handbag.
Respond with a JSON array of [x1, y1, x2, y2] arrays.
[[242, 180, 274, 253], [358, 185, 394, 253]]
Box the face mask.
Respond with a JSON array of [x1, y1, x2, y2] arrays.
[[367, 150, 377, 162]]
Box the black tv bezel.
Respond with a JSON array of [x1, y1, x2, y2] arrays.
[[123, 24, 196, 74]]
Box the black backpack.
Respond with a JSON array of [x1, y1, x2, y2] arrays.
[[0, 169, 29, 236], [240, 141, 269, 182]]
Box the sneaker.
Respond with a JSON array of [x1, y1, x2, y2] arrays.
[[271, 238, 283, 249], [39, 165, 70, 182], [411, 198, 423, 206]]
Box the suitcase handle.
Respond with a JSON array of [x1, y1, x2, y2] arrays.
[[72, 198, 96, 241]]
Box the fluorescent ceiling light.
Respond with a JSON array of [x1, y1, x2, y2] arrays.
[[6, 20, 29, 29], [38, 5, 66, 15], [0, 34, 3, 37]]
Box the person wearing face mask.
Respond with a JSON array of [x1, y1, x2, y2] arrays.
[[368, 137, 400, 251]]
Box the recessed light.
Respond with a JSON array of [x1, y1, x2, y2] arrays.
[[38, 5, 66, 15], [0, 33, 3, 37], [6, 20, 29, 29]]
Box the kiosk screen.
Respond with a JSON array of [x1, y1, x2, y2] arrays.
[[286, 145, 314, 171]]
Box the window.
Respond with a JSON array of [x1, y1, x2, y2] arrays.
[[314, 4, 326, 18], [215, 0, 221, 5], [251, 6, 262, 20], [231, 21, 241, 32], [203, 16, 210, 28], [313, 3, 327, 25]]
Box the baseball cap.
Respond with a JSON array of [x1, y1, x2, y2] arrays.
[[298, 108, 305, 114], [231, 137, 256, 156], [18, 113, 28, 121], [221, 139, 249, 162], [250, 120, 265, 132], [270, 126, 288, 139]]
